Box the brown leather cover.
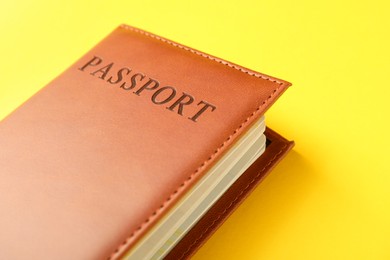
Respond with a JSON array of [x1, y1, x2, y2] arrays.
[[166, 127, 294, 259], [0, 25, 292, 259]]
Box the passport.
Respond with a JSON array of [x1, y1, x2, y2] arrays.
[[0, 25, 294, 259]]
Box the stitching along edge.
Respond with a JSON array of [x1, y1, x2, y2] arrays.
[[177, 143, 288, 260], [120, 24, 286, 85], [107, 25, 288, 260]]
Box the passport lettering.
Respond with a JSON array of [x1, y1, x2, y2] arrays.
[[79, 56, 216, 122]]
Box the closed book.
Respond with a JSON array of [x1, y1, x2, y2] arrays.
[[0, 25, 294, 259]]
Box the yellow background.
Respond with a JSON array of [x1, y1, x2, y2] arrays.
[[1, 1, 389, 259]]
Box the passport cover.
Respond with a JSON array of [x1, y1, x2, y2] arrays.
[[0, 24, 293, 259], [166, 127, 294, 259]]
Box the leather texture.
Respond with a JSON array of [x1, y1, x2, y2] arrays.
[[0, 25, 291, 259], [166, 127, 294, 259]]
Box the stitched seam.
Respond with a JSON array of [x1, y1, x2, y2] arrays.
[[177, 143, 288, 260], [107, 25, 286, 260], [120, 25, 285, 85]]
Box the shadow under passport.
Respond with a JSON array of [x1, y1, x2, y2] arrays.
[[193, 149, 316, 259]]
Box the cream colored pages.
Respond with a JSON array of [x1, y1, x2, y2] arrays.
[[126, 116, 266, 259]]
